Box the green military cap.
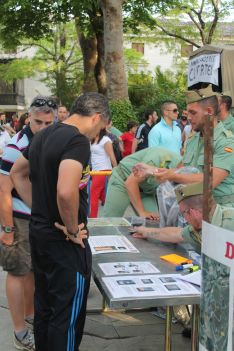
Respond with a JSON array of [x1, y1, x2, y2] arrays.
[[175, 182, 203, 204], [185, 84, 221, 104]]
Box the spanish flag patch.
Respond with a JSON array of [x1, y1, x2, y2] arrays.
[[225, 147, 233, 153]]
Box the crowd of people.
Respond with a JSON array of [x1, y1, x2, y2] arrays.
[[0, 84, 233, 351]]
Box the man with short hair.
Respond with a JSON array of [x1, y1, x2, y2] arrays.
[[57, 105, 69, 122], [148, 101, 182, 154], [132, 182, 234, 253], [132, 109, 158, 153], [218, 94, 234, 133], [10, 92, 110, 351], [134, 85, 234, 207], [0, 95, 56, 350]]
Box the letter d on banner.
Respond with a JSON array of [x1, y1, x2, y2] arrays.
[[225, 242, 234, 259]]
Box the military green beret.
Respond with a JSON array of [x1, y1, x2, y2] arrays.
[[175, 182, 203, 204], [185, 84, 220, 104]]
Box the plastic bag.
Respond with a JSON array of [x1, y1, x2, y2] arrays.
[[157, 166, 199, 228]]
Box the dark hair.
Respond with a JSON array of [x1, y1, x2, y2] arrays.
[[91, 128, 107, 144], [70, 93, 111, 121], [144, 109, 156, 121], [16, 113, 29, 132], [127, 121, 138, 131], [220, 95, 232, 111], [199, 96, 219, 115], [160, 101, 177, 115]]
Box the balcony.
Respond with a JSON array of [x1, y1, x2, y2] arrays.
[[0, 93, 25, 106]]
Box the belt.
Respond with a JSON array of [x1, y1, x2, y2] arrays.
[[214, 194, 234, 205]]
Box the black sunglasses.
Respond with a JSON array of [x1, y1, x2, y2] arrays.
[[166, 108, 179, 113], [31, 98, 57, 109]]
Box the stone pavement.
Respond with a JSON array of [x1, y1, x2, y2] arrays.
[[0, 269, 191, 351], [0, 205, 191, 350]]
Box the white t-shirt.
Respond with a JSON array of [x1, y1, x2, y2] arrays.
[[183, 125, 192, 139], [0, 130, 11, 156], [91, 135, 112, 171]]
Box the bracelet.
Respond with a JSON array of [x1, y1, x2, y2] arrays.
[[67, 227, 80, 238]]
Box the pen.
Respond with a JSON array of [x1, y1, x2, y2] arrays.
[[189, 265, 199, 272], [175, 264, 194, 271]]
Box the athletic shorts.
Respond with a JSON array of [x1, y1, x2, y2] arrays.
[[0, 217, 32, 275]]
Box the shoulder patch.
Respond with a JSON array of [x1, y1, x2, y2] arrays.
[[223, 129, 233, 138], [224, 147, 233, 153]]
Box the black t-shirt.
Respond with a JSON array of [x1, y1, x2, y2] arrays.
[[135, 122, 152, 151], [24, 123, 90, 227]]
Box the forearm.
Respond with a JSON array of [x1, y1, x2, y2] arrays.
[[166, 172, 203, 184], [145, 227, 183, 243], [0, 192, 14, 226], [131, 139, 138, 153], [11, 176, 32, 208], [125, 180, 145, 215], [57, 191, 79, 233]]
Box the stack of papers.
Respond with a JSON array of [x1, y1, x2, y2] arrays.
[[88, 235, 139, 254], [98, 261, 160, 275], [102, 274, 200, 298]]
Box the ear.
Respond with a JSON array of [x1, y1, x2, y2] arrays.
[[206, 106, 214, 116], [92, 113, 101, 125]]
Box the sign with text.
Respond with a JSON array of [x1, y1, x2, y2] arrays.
[[188, 54, 220, 87], [200, 221, 234, 351]]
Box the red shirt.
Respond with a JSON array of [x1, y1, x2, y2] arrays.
[[120, 132, 135, 157]]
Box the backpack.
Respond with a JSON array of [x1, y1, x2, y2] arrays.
[[107, 132, 122, 164]]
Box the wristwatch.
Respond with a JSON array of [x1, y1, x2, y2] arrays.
[[1, 225, 16, 233]]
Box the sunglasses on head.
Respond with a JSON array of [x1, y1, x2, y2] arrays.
[[31, 98, 57, 109]]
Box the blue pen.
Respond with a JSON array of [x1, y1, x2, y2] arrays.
[[176, 264, 194, 271]]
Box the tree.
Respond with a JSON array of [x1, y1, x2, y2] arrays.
[[0, 22, 83, 106], [125, 0, 233, 48], [99, 0, 128, 100]]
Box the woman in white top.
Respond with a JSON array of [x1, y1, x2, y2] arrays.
[[90, 128, 117, 218], [0, 127, 11, 161]]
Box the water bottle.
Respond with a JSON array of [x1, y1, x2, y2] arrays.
[[188, 250, 201, 267]]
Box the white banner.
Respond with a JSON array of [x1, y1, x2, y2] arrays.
[[199, 221, 234, 351], [188, 54, 220, 87]]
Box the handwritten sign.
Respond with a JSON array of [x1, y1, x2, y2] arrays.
[[188, 54, 220, 87]]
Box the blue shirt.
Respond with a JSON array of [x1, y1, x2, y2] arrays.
[[148, 118, 182, 154]]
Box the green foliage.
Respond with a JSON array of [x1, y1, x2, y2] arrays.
[[109, 99, 138, 131], [128, 67, 187, 121]]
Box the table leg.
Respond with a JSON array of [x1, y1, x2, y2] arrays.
[[102, 297, 109, 312], [164, 305, 173, 351], [191, 304, 200, 351]]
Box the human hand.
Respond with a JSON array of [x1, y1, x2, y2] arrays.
[[132, 163, 158, 178], [54, 222, 88, 248], [155, 169, 175, 183], [139, 211, 160, 221], [0, 231, 14, 246], [129, 226, 149, 239]]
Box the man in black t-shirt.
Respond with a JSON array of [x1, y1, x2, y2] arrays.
[[10, 93, 111, 351], [132, 109, 158, 153]]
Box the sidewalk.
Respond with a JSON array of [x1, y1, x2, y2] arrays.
[[0, 269, 190, 351], [0, 207, 191, 350]]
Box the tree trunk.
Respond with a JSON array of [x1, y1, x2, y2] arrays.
[[99, 0, 128, 100], [75, 20, 98, 93], [95, 31, 107, 95]]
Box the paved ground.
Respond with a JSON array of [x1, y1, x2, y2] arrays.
[[0, 206, 191, 350], [0, 270, 191, 351]]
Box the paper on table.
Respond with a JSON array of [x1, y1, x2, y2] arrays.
[[102, 274, 200, 299], [88, 217, 130, 227], [98, 261, 160, 275], [88, 235, 139, 254], [178, 270, 201, 287]]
